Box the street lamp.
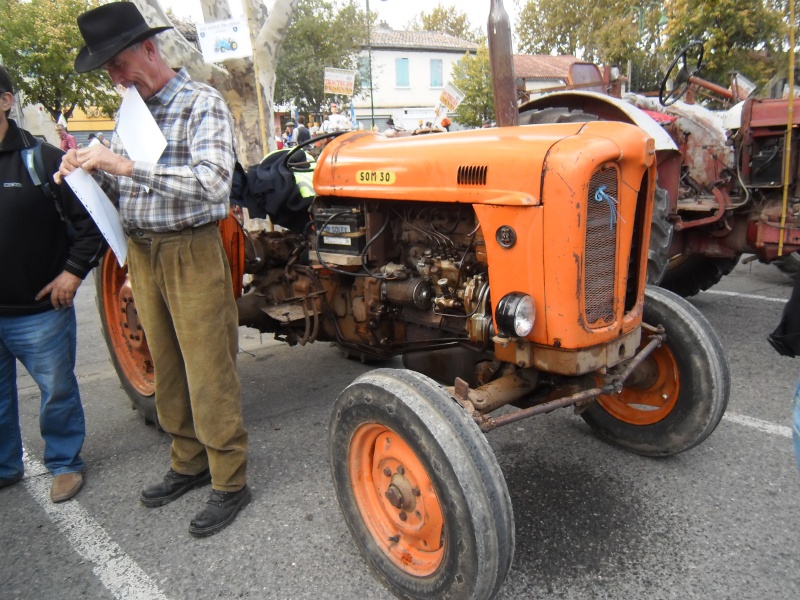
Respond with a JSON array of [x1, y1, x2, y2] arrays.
[[365, 0, 387, 129]]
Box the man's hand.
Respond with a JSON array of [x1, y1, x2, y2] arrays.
[[55, 149, 81, 184], [55, 144, 133, 184], [36, 271, 83, 310]]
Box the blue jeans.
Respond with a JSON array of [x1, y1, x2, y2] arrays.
[[0, 307, 85, 479], [794, 378, 800, 471]]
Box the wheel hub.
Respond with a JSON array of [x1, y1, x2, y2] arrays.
[[349, 424, 445, 576], [120, 285, 145, 351], [385, 473, 416, 512]]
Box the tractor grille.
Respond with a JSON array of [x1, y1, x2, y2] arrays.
[[457, 165, 488, 186], [584, 167, 618, 325]]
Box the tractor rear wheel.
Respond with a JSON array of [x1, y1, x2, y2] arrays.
[[646, 187, 672, 285], [774, 251, 800, 277], [329, 368, 514, 600], [95, 250, 158, 424], [581, 286, 729, 456], [518, 106, 599, 125], [659, 254, 741, 297]]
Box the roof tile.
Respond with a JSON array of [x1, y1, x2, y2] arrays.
[[513, 55, 581, 79], [370, 28, 478, 52]]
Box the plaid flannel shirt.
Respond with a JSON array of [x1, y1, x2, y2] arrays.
[[96, 69, 235, 232]]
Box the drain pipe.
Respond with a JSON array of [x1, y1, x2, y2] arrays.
[[488, 0, 518, 127]]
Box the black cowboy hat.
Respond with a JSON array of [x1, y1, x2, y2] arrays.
[[74, 2, 173, 73]]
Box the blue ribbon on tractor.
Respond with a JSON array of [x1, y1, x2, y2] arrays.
[[594, 185, 620, 229]]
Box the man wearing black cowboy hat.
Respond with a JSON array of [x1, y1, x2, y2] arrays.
[[59, 1, 250, 537]]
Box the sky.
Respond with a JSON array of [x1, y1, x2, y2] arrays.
[[160, 0, 522, 34]]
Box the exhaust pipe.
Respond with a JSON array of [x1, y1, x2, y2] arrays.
[[488, 0, 518, 127]]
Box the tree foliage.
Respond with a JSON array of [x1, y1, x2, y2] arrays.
[[0, 0, 120, 123], [516, 0, 669, 91], [517, 0, 608, 62], [274, 0, 367, 113], [410, 3, 483, 43], [516, 0, 789, 95], [451, 44, 493, 127], [664, 0, 785, 89]]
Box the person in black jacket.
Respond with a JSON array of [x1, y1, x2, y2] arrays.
[[0, 65, 106, 502], [295, 115, 311, 145]]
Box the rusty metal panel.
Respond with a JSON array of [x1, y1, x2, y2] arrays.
[[493, 327, 641, 375], [748, 98, 800, 128], [569, 63, 606, 93]]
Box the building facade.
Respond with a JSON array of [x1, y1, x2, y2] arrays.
[[354, 25, 477, 131]]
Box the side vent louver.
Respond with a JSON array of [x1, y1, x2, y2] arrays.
[[457, 165, 488, 186]]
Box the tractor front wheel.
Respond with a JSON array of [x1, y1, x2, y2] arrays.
[[329, 369, 514, 599], [582, 286, 729, 456]]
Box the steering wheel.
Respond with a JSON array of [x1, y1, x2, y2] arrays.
[[659, 41, 704, 106]]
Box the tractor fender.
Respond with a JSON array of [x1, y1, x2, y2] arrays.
[[519, 90, 678, 152]]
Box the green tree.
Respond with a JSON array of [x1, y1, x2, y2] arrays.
[[451, 44, 493, 127], [274, 0, 367, 113], [410, 3, 483, 43], [517, 0, 607, 61], [663, 0, 785, 90], [0, 0, 119, 123]]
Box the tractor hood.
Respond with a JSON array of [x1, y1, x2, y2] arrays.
[[313, 122, 652, 207]]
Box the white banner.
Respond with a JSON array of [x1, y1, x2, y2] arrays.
[[439, 82, 466, 112], [324, 68, 356, 96], [197, 17, 252, 63]]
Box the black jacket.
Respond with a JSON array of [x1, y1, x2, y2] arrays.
[[0, 120, 107, 315], [296, 124, 311, 145]]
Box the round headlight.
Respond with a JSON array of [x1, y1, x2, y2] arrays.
[[495, 293, 535, 338]]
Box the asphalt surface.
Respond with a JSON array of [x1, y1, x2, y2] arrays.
[[2, 260, 799, 600]]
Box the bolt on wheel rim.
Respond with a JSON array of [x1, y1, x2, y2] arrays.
[[349, 423, 445, 576]]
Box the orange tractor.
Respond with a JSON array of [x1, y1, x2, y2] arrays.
[[96, 3, 729, 598]]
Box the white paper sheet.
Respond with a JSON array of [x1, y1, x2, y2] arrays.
[[115, 86, 167, 163], [65, 169, 127, 266]]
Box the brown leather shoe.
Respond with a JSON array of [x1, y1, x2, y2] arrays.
[[51, 472, 84, 503]]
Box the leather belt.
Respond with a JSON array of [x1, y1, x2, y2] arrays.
[[128, 221, 218, 241]]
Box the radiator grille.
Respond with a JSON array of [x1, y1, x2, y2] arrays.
[[584, 167, 618, 325], [457, 165, 488, 186]]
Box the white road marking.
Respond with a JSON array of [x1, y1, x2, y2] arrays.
[[723, 413, 793, 438], [698, 290, 794, 437], [21, 452, 169, 600], [703, 289, 788, 303]]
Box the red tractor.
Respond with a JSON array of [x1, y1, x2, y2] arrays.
[[519, 41, 800, 296]]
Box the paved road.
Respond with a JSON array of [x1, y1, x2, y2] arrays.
[[2, 261, 799, 600]]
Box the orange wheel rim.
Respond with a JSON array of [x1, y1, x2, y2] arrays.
[[349, 423, 445, 576], [597, 342, 680, 425], [99, 251, 155, 397]]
